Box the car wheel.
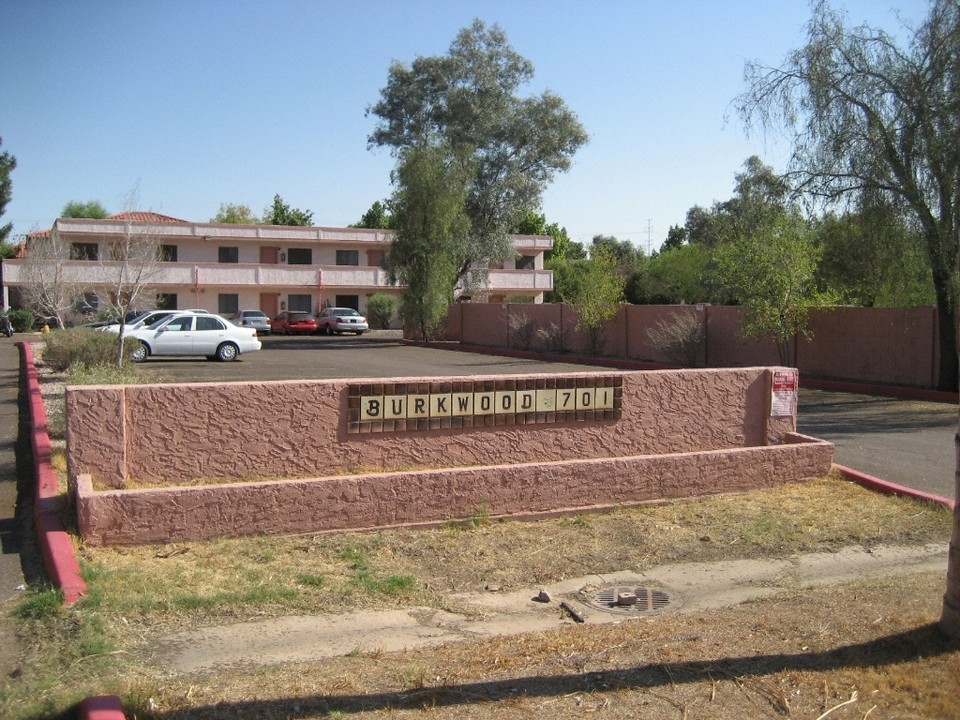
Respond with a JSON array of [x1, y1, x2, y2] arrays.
[[324, 324, 333, 336], [130, 341, 149, 363], [216, 342, 239, 362], [355, 331, 364, 335]]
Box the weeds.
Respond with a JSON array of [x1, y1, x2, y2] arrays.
[[13, 588, 62, 620]]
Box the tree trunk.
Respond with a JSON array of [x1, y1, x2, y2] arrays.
[[940, 414, 960, 637], [935, 293, 959, 392]]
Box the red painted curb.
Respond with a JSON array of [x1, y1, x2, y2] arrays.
[[77, 695, 126, 720], [16, 341, 87, 604], [834, 464, 955, 511]]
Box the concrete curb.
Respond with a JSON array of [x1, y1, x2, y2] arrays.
[[16, 341, 86, 604], [834, 463, 955, 511], [76, 696, 126, 720]]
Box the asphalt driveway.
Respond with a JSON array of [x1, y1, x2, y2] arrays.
[[797, 388, 956, 500]]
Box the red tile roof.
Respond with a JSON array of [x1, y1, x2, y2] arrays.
[[109, 211, 189, 223]]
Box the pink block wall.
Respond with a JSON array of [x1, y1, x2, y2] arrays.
[[67, 368, 797, 489], [75, 434, 832, 546], [444, 303, 942, 388]]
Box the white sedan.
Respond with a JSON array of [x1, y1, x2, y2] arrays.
[[124, 312, 261, 362]]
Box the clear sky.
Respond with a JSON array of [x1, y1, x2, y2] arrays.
[[0, 0, 929, 252]]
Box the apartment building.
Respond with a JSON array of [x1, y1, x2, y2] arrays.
[[2, 212, 554, 320]]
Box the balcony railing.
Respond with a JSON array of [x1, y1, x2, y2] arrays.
[[3, 260, 552, 293]]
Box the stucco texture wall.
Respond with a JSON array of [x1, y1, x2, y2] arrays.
[[66, 367, 832, 546], [67, 368, 794, 489]]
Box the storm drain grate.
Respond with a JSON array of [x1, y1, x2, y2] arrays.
[[581, 586, 678, 616]]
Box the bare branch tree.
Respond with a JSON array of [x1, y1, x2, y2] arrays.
[[17, 230, 78, 329], [101, 214, 165, 366]]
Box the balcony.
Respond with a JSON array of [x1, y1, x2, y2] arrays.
[[3, 261, 553, 294]]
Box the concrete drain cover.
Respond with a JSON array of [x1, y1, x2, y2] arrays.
[[580, 585, 679, 616]]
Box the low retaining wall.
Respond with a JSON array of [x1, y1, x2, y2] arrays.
[[76, 433, 831, 545], [66, 366, 833, 546]]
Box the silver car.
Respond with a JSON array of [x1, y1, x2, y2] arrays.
[[232, 309, 272, 335], [315, 307, 369, 335], [124, 312, 261, 362]]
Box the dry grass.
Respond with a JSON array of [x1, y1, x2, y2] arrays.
[[5, 473, 957, 720], [143, 572, 960, 720], [74, 473, 950, 630]]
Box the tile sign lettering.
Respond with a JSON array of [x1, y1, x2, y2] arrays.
[[348, 376, 622, 434]]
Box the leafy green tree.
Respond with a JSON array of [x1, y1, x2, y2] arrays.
[[212, 203, 257, 224], [368, 19, 588, 288], [366, 293, 398, 329], [590, 235, 646, 304], [662, 225, 686, 253], [387, 144, 471, 340], [61, 200, 109, 219], [571, 243, 625, 355], [352, 200, 393, 229], [815, 197, 934, 307], [635, 243, 713, 304], [712, 214, 825, 365], [738, 0, 960, 391], [0, 137, 15, 244], [261, 195, 313, 226]]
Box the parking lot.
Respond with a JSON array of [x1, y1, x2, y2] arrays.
[[132, 330, 603, 384]]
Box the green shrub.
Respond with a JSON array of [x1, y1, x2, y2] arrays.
[[366, 293, 397, 329], [7, 308, 34, 332], [42, 328, 127, 372]]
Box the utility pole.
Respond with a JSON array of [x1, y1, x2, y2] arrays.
[[645, 219, 653, 255]]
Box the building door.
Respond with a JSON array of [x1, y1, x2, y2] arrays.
[[260, 293, 280, 318], [260, 246, 280, 264]]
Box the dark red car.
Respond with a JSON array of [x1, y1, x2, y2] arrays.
[[269, 311, 318, 335]]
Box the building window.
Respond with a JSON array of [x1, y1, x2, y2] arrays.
[[336, 249, 359, 266], [516, 255, 535, 270], [70, 243, 99, 261], [161, 245, 178, 261], [218, 293, 239, 315], [287, 248, 312, 265], [157, 294, 178, 310], [335, 295, 359, 311], [218, 246, 239, 263], [288, 294, 312, 313]]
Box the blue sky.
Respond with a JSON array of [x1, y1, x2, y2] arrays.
[[1, 0, 929, 251]]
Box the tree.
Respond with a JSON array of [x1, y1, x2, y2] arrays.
[[712, 214, 824, 365], [366, 293, 398, 329], [212, 203, 257, 224], [261, 195, 313, 226], [387, 144, 471, 340], [352, 200, 393, 229], [571, 243, 624, 355], [368, 19, 588, 290], [0, 137, 15, 244], [101, 211, 166, 366], [662, 225, 687, 253], [815, 197, 934, 307], [61, 200, 108, 219], [17, 230, 75, 329], [635, 243, 713, 304], [737, 0, 960, 392]]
